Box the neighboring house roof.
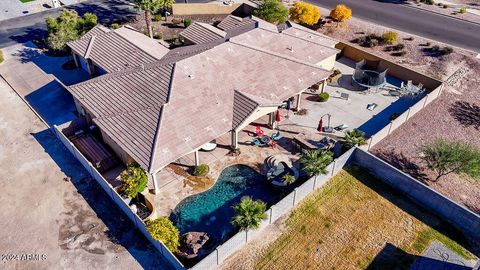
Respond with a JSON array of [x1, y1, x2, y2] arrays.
[[217, 15, 256, 32], [180, 22, 227, 44], [68, 26, 168, 73], [68, 20, 338, 174]]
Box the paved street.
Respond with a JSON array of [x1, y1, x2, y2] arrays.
[[0, 0, 135, 48]]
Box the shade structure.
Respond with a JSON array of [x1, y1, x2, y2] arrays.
[[276, 110, 281, 122], [317, 118, 323, 132]]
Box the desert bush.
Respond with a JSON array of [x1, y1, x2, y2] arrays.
[[183, 18, 192, 27], [404, 36, 414, 41], [111, 23, 120, 29], [391, 50, 407, 57], [296, 108, 308, 115], [289, 2, 321, 26], [119, 163, 148, 198], [368, 38, 379, 47], [382, 31, 399, 45], [333, 69, 341, 76], [193, 164, 209, 176], [443, 4, 448, 8], [431, 45, 440, 51], [253, 0, 289, 24], [171, 17, 182, 25], [0, 49, 4, 64], [318, 92, 330, 102], [153, 14, 163, 22], [340, 129, 367, 150], [459, 7, 467, 14], [330, 4, 352, 22], [441, 46, 453, 55], [393, 43, 405, 51], [146, 217, 180, 252], [425, 0, 434, 5]]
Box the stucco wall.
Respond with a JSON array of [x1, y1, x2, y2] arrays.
[[353, 148, 480, 241], [335, 43, 442, 91], [316, 54, 336, 71], [100, 129, 135, 165], [172, 3, 254, 16]]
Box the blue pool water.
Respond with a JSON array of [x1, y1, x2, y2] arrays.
[[171, 165, 282, 241]]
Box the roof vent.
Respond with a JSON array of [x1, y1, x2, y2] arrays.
[[298, 78, 304, 83], [184, 137, 191, 142], [287, 46, 294, 52], [188, 74, 195, 79], [140, 64, 145, 70]]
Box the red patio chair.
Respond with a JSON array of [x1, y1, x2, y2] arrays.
[[255, 126, 264, 137]]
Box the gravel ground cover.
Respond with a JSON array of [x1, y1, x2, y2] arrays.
[[317, 11, 480, 214]]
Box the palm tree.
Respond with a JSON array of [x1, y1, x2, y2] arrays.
[[282, 173, 296, 185], [231, 197, 268, 231], [339, 129, 367, 150], [299, 150, 333, 177], [133, 0, 162, 38], [161, 0, 175, 11]]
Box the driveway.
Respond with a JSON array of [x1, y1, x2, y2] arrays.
[[0, 77, 173, 269]]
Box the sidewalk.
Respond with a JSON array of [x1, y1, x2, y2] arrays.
[[0, 0, 88, 22]]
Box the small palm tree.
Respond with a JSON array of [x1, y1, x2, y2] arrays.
[[231, 197, 268, 231], [133, 0, 162, 38], [340, 129, 367, 150], [282, 173, 296, 185], [299, 150, 333, 177]]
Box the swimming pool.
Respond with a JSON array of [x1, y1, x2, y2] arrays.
[[171, 164, 282, 241]]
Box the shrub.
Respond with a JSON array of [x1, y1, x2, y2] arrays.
[[183, 18, 192, 27], [153, 14, 163, 22], [296, 108, 308, 115], [459, 7, 467, 14], [333, 69, 341, 76], [110, 23, 120, 29], [289, 2, 321, 26], [419, 139, 480, 181], [0, 49, 4, 64], [231, 197, 268, 231], [382, 31, 399, 45], [340, 129, 367, 150], [253, 0, 289, 24], [443, 4, 448, 8], [425, 0, 434, 5], [404, 36, 414, 41], [146, 217, 180, 252], [393, 43, 405, 51], [330, 4, 352, 22], [441, 46, 453, 55], [193, 164, 209, 176], [391, 50, 407, 57], [153, 32, 163, 40], [426, 41, 431, 46], [299, 150, 334, 176], [318, 92, 329, 102], [119, 163, 148, 198], [368, 38, 379, 47], [171, 17, 182, 25]]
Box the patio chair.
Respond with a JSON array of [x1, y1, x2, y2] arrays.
[[255, 126, 265, 137], [253, 138, 264, 146], [334, 124, 348, 131], [271, 130, 281, 141]]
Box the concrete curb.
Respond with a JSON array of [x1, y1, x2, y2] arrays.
[[402, 2, 480, 27]]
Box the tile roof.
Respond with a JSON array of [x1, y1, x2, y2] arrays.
[[68, 26, 167, 73], [180, 22, 227, 44], [217, 15, 256, 32], [281, 21, 339, 48], [69, 21, 338, 173]]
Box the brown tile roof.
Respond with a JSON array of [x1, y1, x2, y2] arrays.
[[281, 21, 339, 48], [68, 26, 166, 73], [180, 22, 227, 44], [217, 15, 256, 32], [69, 22, 338, 173]]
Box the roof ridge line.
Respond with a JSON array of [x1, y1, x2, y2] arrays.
[[96, 103, 163, 120], [112, 30, 163, 60], [229, 39, 331, 72], [84, 36, 96, 58], [288, 22, 339, 42], [234, 90, 260, 106]]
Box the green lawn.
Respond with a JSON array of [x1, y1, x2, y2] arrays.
[[255, 166, 476, 270], [19, 0, 35, 3]]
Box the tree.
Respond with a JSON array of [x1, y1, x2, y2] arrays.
[[120, 163, 148, 198], [289, 2, 321, 26], [419, 139, 480, 181], [282, 173, 296, 185], [253, 0, 289, 25], [339, 129, 367, 150], [45, 9, 97, 52], [146, 217, 180, 252], [231, 197, 268, 231], [133, 0, 163, 38], [299, 150, 333, 177], [329, 4, 352, 24]]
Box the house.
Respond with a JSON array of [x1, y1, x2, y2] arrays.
[[66, 16, 339, 193]]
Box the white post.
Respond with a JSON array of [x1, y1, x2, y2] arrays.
[[268, 112, 274, 129], [151, 173, 159, 195], [295, 93, 302, 111], [321, 79, 326, 93], [231, 130, 238, 149], [194, 150, 200, 166]]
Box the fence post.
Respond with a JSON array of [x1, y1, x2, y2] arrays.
[[269, 208, 273, 224], [423, 94, 429, 108], [216, 248, 220, 265], [330, 160, 336, 176], [367, 137, 373, 151], [387, 122, 393, 135], [405, 107, 411, 120], [293, 189, 297, 206], [313, 175, 317, 190]]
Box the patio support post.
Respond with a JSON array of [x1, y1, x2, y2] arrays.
[[321, 79, 326, 93], [194, 150, 200, 166], [151, 173, 159, 195], [268, 112, 275, 129], [231, 130, 238, 149], [72, 52, 79, 68], [295, 93, 301, 111]]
